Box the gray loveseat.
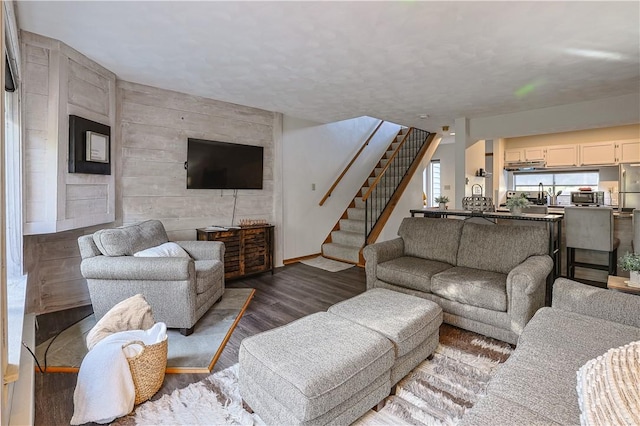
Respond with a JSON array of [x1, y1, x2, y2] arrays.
[[78, 220, 225, 335], [461, 278, 640, 425], [363, 217, 553, 344]]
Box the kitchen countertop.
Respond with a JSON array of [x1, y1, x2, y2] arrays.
[[496, 206, 631, 218]]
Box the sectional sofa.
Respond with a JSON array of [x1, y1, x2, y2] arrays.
[[363, 217, 553, 344], [462, 278, 640, 424]]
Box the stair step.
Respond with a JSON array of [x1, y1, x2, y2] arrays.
[[347, 207, 366, 221], [339, 218, 364, 232], [369, 176, 403, 186], [331, 230, 365, 246], [360, 186, 396, 196], [353, 198, 366, 209], [322, 243, 360, 264]]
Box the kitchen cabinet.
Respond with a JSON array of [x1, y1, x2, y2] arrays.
[[580, 141, 617, 166], [617, 140, 640, 163], [504, 149, 524, 163], [523, 147, 546, 162], [545, 144, 577, 167]]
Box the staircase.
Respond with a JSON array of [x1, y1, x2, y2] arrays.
[[322, 128, 434, 265]]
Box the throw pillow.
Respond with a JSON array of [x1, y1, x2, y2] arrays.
[[86, 294, 155, 350], [576, 340, 640, 426], [133, 242, 190, 258]]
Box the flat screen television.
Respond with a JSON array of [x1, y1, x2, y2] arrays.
[[186, 138, 264, 189]]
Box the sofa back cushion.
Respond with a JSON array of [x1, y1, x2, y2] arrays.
[[93, 220, 169, 257], [456, 222, 548, 274], [398, 217, 464, 265]]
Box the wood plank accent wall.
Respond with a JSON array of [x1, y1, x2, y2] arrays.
[[22, 31, 118, 314], [22, 31, 116, 235], [118, 81, 275, 240]]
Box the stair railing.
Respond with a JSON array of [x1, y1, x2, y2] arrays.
[[362, 128, 431, 238], [319, 120, 384, 206]]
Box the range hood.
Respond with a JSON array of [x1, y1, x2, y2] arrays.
[[504, 161, 546, 171]]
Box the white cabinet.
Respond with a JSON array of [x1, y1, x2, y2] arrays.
[[523, 147, 546, 162], [545, 144, 577, 167], [617, 140, 640, 163], [504, 147, 546, 163], [504, 149, 523, 163], [580, 141, 617, 166]]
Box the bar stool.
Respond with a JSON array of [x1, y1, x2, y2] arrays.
[[565, 206, 619, 278]]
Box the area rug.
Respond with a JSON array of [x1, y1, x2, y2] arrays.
[[300, 255, 354, 272], [118, 325, 512, 425], [35, 288, 255, 374]]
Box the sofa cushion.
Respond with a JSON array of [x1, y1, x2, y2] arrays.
[[195, 260, 224, 294], [398, 217, 464, 265], [486, 308, 640, 424], [93, 220, 169, 257], [456, 222, 548, 274], [133, 242, 190, 258], [431, 266, 507, 311], [377, 256, 452, 293]]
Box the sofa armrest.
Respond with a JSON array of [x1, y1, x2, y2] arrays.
[[175, 240, 225, 261], [81, 256, 193, 281], [552, 278, 640, 328], [506, 255, 553, 334], [362, 238, 404, 289]]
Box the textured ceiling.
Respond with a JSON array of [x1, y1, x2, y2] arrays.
[[16, 1, 640, 132]]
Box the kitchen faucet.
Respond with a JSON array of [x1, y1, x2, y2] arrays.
[[537, 182, 544, 205]]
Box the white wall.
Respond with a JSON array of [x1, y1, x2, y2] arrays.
[[469, 93, 639, 140], [282, 116, 400, 259]]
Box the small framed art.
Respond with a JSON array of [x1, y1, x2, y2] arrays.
[[69, 115, 111, 175]]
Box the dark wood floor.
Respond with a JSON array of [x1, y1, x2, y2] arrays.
[[33, 263, 367, 425]]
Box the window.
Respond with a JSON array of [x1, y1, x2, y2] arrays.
[[424, 160, 441, 207], [514, 171, 599, 205]]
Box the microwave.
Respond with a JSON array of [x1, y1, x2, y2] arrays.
[[570, 191, 604, 206]]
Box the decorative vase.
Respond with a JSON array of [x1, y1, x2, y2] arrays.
[[629, 271, 640, 288], [439, 202, 447, 210], [510, 206, 523, 215]]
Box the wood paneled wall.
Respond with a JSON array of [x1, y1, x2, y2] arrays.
[[24, 51, 277, 314], [22, 31, 116, 235], [118, 81, 275, 240]]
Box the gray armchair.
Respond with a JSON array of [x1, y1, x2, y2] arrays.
[[78, 220, 225, 335]]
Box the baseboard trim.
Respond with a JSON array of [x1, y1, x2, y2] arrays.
[[283, 253, 321, 265]]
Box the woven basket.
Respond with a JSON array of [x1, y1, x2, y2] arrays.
[[123, 338, 168, 405]]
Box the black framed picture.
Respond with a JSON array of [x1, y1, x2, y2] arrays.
[[69, 115, 111, 175]]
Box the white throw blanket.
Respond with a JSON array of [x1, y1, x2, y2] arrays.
[[70, 322, 167, 425]]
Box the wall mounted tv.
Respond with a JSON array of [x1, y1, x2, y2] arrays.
[[186, 138, 264, 189]]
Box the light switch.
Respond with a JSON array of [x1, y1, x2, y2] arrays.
[[444, 185, 451, 190], [312, 183, 316, 191]]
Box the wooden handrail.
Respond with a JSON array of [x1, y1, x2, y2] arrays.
[[319, 120, 384, 206], [362, 127, 413, 201]]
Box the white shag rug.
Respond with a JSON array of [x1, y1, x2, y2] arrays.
[[120, 364, 264, 425], [121, 339, 512, 425], [300, 256, 355, 272]]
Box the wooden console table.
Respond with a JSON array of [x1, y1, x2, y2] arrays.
[[197, 225, 274, 280], [607, 275, 640, 295], [409, 208, 563, 306]]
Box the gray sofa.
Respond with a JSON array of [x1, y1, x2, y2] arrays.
[[363, 217, 553, 344], [461, 278, 640, 425], [78, 220, 225, 335]]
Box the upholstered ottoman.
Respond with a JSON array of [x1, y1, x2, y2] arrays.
[[239, 312, 394, 426], [328, 288, 443, 384]]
